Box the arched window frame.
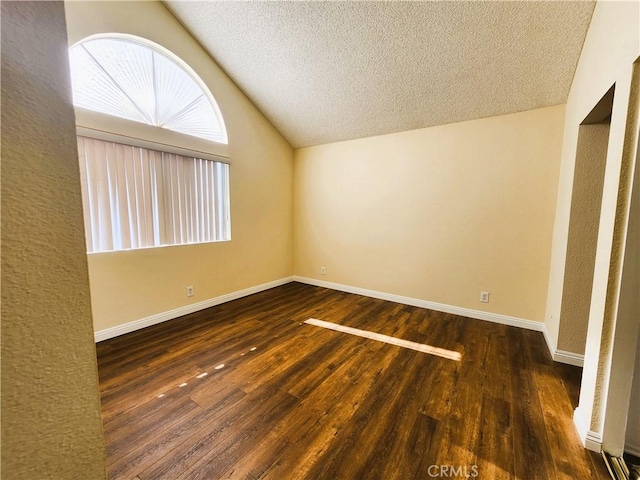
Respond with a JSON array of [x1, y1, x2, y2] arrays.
[[69, 33, 230, 163]]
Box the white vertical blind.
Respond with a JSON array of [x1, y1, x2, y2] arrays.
[[77, 136, 230, 253]]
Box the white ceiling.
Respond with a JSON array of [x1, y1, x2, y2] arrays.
[[164, 1, 595, 148]]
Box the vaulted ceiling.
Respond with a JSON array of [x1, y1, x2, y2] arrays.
[[164, 1, 595, 148]]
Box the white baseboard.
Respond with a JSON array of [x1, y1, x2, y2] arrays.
[[574, 407, 602, 452], [94, 276, 294, 342], [293, 276, 544, 332], [542, 323, 585, 367], [554, 349, 585, 367], [625, 443, 640, 457], [96, 274, 587, 371], [586, 431, 603, 452]]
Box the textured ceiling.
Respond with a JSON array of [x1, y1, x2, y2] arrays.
[[164, 1, 595, 148]]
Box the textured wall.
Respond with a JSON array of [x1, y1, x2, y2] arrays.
[[1, 2, 107, 479], [614, 109, 639, 453], [294, 106, 564, 322], [558, 123, 610, 354], [549, 0, 640, 448], [545, 0, 640, 353], [599, 74, 639, 453], [64, 1, 293, 333], [592, 72, 639, 446]]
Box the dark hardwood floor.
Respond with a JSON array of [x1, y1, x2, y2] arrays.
[[96, 282, 610, 480]]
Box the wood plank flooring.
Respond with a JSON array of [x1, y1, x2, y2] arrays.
[[96, 282, 610, 480]]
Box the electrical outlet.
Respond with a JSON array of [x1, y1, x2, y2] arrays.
[[480, 291, 490, 303], [187, 286, 194, 297], [321, 266, 326, 275]]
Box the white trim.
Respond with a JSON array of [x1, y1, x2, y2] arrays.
[[76, 108, 230, 163], [71, 33, 228, 146], [553, 349, 585, 367], [293, 276, 544, 332], [625, 443, 640, 457], [574, 407, 602, 452], [574, 407, 591, 446], [94, 276, 294, 342], [542, 324, 556, 357], [586, 431, 603, 452], [542, 323, 585, 367]]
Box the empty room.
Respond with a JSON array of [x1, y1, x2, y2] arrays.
[[2, 1, 640, 479]]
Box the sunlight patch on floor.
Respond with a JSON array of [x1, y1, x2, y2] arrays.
[[304, 318, 462, 361]]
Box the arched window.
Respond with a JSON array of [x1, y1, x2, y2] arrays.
[[69, 35, 227, 144], [69, 35, 231, 253]]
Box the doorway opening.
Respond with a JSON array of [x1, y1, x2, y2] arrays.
[[558, 85, 615, 361]]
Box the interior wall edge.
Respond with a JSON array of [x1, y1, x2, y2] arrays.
[[94, 276, 294, 342]]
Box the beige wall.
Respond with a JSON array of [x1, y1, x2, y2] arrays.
[[546, 0, 640, 451], [1, 2, 106, 478], [294, 105, 565, 323], [545, 0, 639, 353], [64, 1, 294, 332], [558, 123, 610, 354]]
